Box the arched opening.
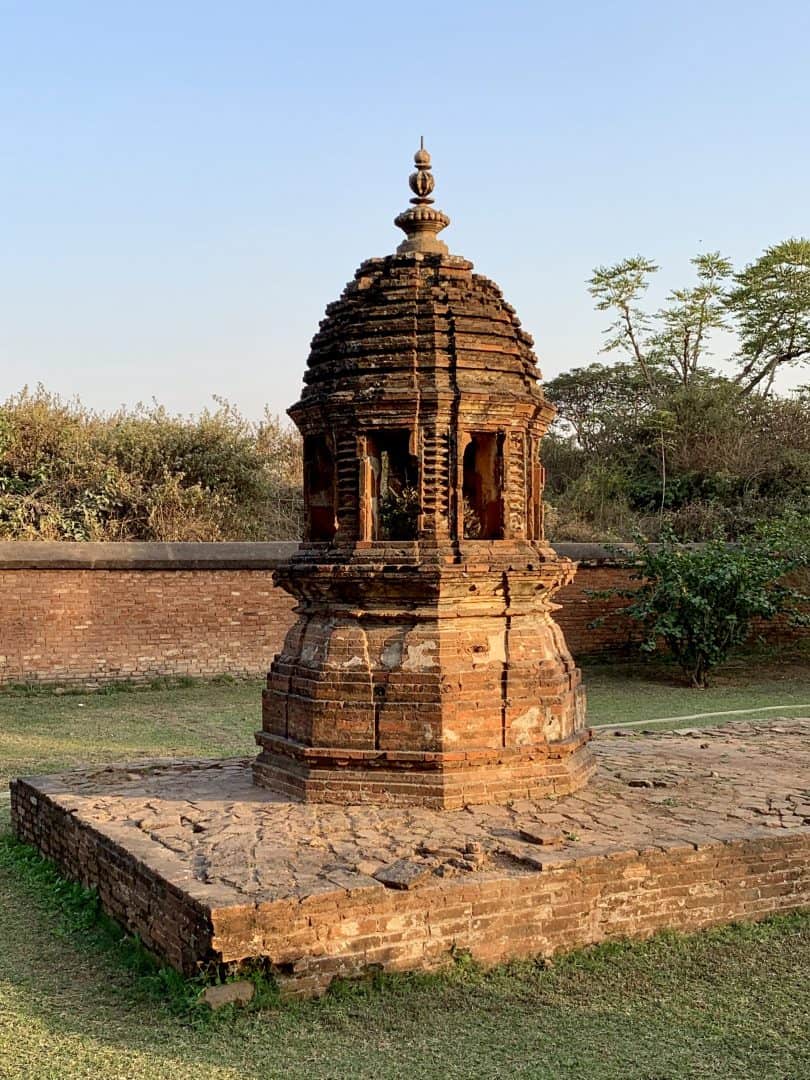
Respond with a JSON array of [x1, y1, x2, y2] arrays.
[[462, 432, 504, 539], [366, 430, 419, 540], [304, 435, 337, 541]]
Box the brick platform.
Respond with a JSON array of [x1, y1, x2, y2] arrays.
[[253, 727, 594, 809], [11, 719, 810, 996]]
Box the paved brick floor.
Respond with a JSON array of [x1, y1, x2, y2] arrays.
[[17, 719, 810, 904]]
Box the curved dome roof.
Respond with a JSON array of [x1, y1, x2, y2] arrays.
[[298, 252, 544, 406]]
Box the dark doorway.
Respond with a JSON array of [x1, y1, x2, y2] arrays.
[[462, 432, 504, 539], [367, 430, 419, 540], [304, 435, 336, 541]]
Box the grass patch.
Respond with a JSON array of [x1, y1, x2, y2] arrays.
[[583, 648, 810, 730], [0, 807, 808, 1079], [1, 662, 809, 1076], [2, 649, 809, 789], [0, 829, 211, 1012], [0, 679, 260, 788], [0, 829, 284, 1019]]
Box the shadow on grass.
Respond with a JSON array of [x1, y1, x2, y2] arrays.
[[0, 673, 261, 698], [580, 637, 810, 688]]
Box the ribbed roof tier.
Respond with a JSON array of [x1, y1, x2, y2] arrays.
[[298, 253, 544, 407], [253, 141, 594, 810]]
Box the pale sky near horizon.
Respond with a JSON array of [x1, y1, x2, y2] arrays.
[[2, 0, 809, 421]]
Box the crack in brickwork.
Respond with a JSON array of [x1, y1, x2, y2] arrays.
[[14, 720, 810, 901]]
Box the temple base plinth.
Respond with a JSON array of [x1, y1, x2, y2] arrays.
[[253, 728, 595, 809]]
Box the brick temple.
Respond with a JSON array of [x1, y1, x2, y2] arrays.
[[12, 147, 810, 994], [253, 143, 595, 807]]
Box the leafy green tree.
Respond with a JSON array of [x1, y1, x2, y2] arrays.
[[544, 372, 810, 543], [649, 253, 733, 387], [586, 252, 732, 521], [545, 362, 658, 456], [588, 256, 660, 390], [610, 520, 809, 687], [587, 252, 731, 390], [728, 238, 810, 395]]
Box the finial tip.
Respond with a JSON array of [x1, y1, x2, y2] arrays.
[[395, 140, 450, 255]]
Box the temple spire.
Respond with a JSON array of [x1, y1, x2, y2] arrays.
[[394, 140, 450, 255]]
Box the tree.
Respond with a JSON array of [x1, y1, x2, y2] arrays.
[[544, 370, 810, 543], [587, 252, 732, 521], [729, 238, 810, 395], [609, 521, 809, 687], [649, 252, 733, 387], [545, 362, 657, 456], [544, 240, 810, 543], [588, 256, 660, 391], [587, 252, 731, 390]]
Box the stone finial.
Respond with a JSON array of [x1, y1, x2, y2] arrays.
[[395, 138, 450, 255]]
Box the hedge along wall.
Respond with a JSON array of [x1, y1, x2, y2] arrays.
[[0, 542, 798, 688]]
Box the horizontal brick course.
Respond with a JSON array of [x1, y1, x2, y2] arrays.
[[0, 543, 802, 687], [11, 765, 810, 996]]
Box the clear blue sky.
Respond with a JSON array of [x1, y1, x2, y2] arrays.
[[2, 0, 808, 419]]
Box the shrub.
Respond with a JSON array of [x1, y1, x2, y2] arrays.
[[379, 486, 420, 540], [544, 370, 810, 542], [607, 518, 810, 687], [0, 387, 303, 540]]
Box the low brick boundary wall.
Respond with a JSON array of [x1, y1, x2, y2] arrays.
[[11, 769, 810, 993], [0, 542, 801, 687], [0, 543, 298, 687]]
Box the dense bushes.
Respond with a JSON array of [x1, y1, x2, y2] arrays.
[[544, 238, 810, 542], [0, 388, 302, 540], [543, 370, 810, 541], [5, 378, 809, 545]]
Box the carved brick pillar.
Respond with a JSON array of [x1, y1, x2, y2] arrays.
[[419, 426, 451, 539]]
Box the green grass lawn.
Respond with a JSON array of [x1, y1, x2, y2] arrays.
[[585, 651, 810, 730], [1, 657, 809, 1077], [0, 807, 808, 1080], [0, 679, 261, 789]]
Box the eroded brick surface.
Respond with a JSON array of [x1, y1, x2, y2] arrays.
[[253, 235, 598, 803], [12, 720, 810, 992]]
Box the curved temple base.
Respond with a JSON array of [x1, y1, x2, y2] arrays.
[[253, 552, 594, 810]]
